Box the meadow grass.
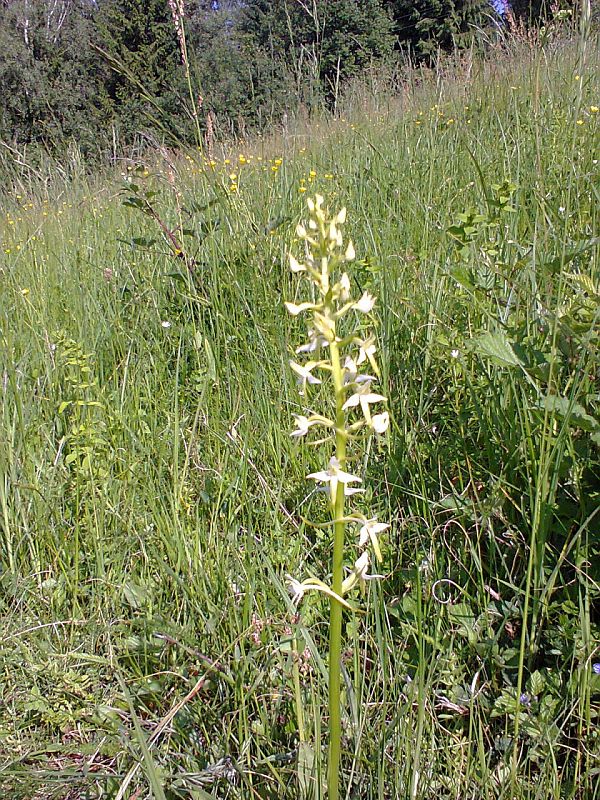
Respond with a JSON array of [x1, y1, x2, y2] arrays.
[[0, 36, 599, 800]]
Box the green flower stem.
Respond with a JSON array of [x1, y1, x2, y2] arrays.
[[327, 336, 347, 800], [288, 197, 386, 797]]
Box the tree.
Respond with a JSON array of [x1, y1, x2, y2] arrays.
[[93, 0, 191, 143], [239, 0, 394, 106], [0, 0, 103, 150], [184, 2, 291, 131], [383, 0, 490, 59], [507, 0, 552, 25]]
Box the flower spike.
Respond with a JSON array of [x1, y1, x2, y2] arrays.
[[284, 195, 389, 800]]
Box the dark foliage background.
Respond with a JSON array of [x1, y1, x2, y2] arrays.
[[0, 0, 576, 156]]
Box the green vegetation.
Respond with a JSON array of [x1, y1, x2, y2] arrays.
[[0, 24, 599, 800], [1, 0, 568, 156]]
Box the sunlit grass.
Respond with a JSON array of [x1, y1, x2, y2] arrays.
[[0, 37, 598, 800]]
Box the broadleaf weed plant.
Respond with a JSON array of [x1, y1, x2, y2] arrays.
[[285, 195, 389, 800]]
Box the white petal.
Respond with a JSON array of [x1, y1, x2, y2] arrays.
[[286, 575, 305, 605], [355, 550, 370, 575], [296, 335, 325, 354], [356, 337, 376, 365], [336, 468, 362, 484], [343, 357, 358, 384], [372, 411, 390, 433], [363, 521, 390, 536], [345, 240, 355, 261], [353, 292, 376, 313], [342, 393, 361, 410], [289, 255, 305, 273], [362, 391, 387, 405], [291, 415, 310, 437], [289, 361, 321, 384], [285, 301, 315, 316], [339, 273, 351, 301], [307, 469, 332, 483]]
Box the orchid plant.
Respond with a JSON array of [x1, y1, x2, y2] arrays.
[[285, 195, 389, 799]]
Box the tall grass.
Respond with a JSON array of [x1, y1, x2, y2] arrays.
[[0, 34, 598, 800]]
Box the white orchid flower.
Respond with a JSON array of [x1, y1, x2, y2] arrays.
[[296, 329, 328, 354], [371, 411, 390, 434], [353, 292, 376, 314], [291, 415, 314, 437], [285, 301, 319, 316], [289, 254, 306, 273], [342, 356, 375, 386], [307, 194, 325, 215], [307, 456, 361, 502], [341, 551, 384, 595], [337, 272, 351, 302], [358, 518, 389, 562], [336, 207, 347, 224], [286, 574, 353, 609], [290, 360, 322, 395], [291, 413, 333, 437], [342, 381, 386, 426], [287, 576, 306, 606], [355, 335, 380, 376], [328, 221, 343, 247]]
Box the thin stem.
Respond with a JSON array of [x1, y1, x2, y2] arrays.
[[327, 336, 347, 800], [177, 14, 203, 152]]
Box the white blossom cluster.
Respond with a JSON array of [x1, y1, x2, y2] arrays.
[[285, 195, 389, 607]]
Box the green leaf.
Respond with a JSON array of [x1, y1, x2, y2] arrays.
[[122, 197, 144, 210], [449, 265, 475, 289], [528, 670, 545, 696], [492, 689, 517, 716], [297, 741, 318, 797], [469, 331, 523, 367], [539, 395, 600, 436], [539, 237, 600, 274], [401, 594, 419, 618], [131, 237, 158, 248], [447, 224, 467, 241], [447, 601, 477, 645], [123, 581, 150, 611]]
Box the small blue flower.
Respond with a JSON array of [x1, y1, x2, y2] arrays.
[[593, 663, 600, 675], [519, 693, 531, 707]]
